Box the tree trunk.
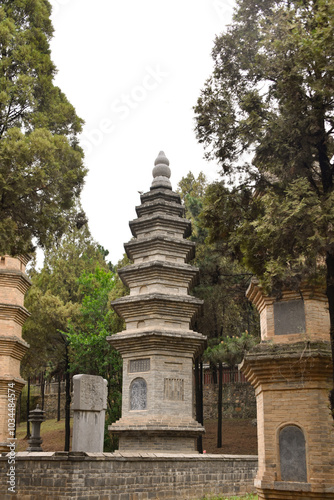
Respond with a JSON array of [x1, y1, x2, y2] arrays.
[[326, 251, 334, 419], [195, 357, 203, 453], [25, 377, 30, 439], [217, 362, 223, 448], [41, 371, 45, 411], [199, 360, 204, 427], [64, 345, 71, 451], [57, 376, 61, 422], [210, 361, 218, 384]]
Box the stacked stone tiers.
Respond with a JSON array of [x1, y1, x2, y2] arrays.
[[0, 255, 30, 451], [246, 280, 330, 344], [125, 235, 195, 263], [108, 152, 206, 453], [241, 279, 334, 499]]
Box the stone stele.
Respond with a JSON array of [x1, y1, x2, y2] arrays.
[[72, 374, 108, 453]]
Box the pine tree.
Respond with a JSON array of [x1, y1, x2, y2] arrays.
[[0, 0, 86, 254], [194, 0, 334, 415]]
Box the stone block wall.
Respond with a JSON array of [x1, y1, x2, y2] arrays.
[[203, 382, 256, 420], [0, 452, 258, 499], [32, 393, 73, 420]]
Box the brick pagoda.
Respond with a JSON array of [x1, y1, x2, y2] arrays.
[[0, 255, 30, 452], [241, 280, 334, 500], [108, 151, 206, 453]]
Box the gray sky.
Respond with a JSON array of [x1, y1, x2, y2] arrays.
[[49, 0, 235, 264]]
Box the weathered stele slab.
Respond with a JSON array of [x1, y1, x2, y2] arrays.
[[72, 374, 108, 453], [241, 280, 334, 499], [0, 255, 30, 452], [107, 151, 206, 453]]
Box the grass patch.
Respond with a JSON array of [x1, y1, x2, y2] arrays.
[[15, 419, 72, 452], [16, 419, 66, 439]]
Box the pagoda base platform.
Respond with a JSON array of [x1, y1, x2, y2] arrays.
[[110, 417, 204, 453], [256, 482, 334, 500]]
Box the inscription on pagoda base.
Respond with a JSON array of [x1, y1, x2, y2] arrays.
[[164, 378, 184, 401], [129, 358, 150, 373]]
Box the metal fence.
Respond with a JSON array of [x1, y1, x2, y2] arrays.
[[203, 366, 248, 385]]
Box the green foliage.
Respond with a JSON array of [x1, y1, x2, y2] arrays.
[[194, 0, 334, 411], [19, 384, 39, 422], [64, 265, 123, 450], [177, 171, 208, 202], [65, 266, 121, 379], [177, 174, 260, 341], [34, 222, 106, 303], [23, 228, 126, 450], [0, 0, 86, 254], [194, 0, 334, 292], [195, 0, 334, 183], [22, 225, 109, 378], [22, 286, 79, 377], [237, 178, 332, 293], [177, 171, 208, 243], [204, 332, 259, 367]]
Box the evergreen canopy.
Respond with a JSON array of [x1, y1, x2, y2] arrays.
[[0, 0, 86, 255], [194, 0, 334, 413]]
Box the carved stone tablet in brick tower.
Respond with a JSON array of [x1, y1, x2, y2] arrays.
[[107, 151, 206, 453]]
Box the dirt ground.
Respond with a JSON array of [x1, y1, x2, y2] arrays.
[[202, 419, 258, 455], [16, 418, 257, 454]]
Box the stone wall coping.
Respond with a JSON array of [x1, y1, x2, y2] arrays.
[[1, 451, 258, 463]]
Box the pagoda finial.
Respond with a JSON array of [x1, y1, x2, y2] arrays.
[[151, 151, 172, 190]]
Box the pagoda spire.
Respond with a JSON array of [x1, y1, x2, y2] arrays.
[[151, 150, 172, 190]]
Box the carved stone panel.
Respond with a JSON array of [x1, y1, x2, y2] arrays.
[[72, 374, 107, 411], [274, 300, 306, 336], [164, 378, 184, 401], [130, 378, 147, 411], [129, 358, 150, 373], [279, 425, 307, 482]]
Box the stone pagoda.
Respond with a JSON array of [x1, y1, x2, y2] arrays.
[[108, 151, 206, 453], [241, 281, 334, 500], [0, 255, 30, 452]]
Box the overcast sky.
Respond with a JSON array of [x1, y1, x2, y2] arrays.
[[48, 0, 235, 265]]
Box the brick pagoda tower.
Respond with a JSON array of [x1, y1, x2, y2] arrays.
[[0, 255, 30, 452], [108, 151, 206, 453], [241, 281, 334, 500]]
